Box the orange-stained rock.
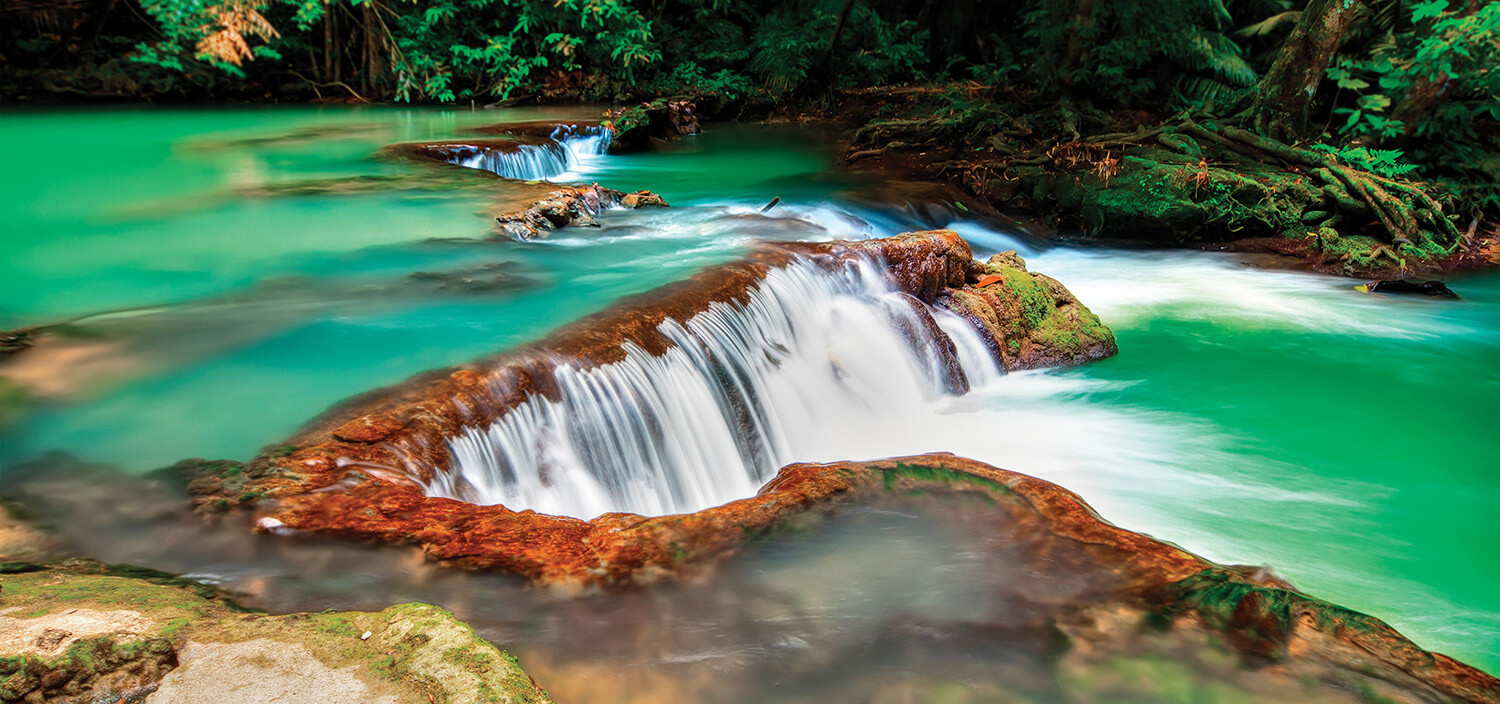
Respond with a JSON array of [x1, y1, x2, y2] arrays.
[[330, 414, 404, 444], [243, 453, 1499, 701]]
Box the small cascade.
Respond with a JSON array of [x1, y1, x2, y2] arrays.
[[455, 125, 612, 181], [426, 257, 1003, 518]]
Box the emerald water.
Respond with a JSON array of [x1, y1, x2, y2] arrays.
[[1, 107, 1496, 681]]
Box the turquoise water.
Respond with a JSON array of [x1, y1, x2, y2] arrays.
[[0, 107, 1495, 676]]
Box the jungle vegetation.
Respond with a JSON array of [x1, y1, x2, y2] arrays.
[[4, 0, 1496, 269]]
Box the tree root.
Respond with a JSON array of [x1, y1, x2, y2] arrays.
[[1180, 122, 1463, 258]]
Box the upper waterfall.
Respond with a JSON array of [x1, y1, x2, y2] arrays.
[[455, 125, 612, 181]]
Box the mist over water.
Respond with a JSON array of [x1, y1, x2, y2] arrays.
[[1, 110, 1496, 676]]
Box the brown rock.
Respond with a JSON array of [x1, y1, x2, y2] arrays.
[[330, 415, 405, 444], [241, 452, 1500, 703], [207, 231, 1112, 512], [492, 184, 635, 240], [620, 190, 669, 209]]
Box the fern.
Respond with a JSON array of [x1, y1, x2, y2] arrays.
[[1311, 143, 1420, 179], [1236, 11, 1301, 37]]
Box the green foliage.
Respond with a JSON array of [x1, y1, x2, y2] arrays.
[[1310, 143, 1418, 179], [1016, 0, 1256, 109], [379, 0, 661, 102], [647, 62, 754, 100], [1319, 0, 1500, 214], [743, 2, 927, 96]]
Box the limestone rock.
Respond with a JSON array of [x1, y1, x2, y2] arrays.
[[331, 414, 405, 444], [620, 190, 669, 209], [0, 562, 551, 704], [197, 453, 1500, 702], [491, 184, 636, 240]]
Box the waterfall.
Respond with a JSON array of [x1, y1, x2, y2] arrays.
[[454, 125, 612, 181], [426, 257, 1004, 519]]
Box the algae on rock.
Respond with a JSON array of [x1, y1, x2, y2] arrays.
[[0, 561, 551, 704]]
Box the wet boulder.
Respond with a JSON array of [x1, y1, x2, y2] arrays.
[[0, 328, 36, 357], [938, 250, 1117, 369], [1358, 278, 1459, 298], [604, 99, 700, 152], [620, 190, 669, 209]]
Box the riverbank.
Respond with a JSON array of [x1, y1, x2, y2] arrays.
[[721, 87, 1499, 279]]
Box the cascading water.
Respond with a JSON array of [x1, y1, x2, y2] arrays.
[[455, 125, 612, 181], [428, 257, 1003, 519]]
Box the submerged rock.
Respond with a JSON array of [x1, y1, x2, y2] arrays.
[[1358, 278, 1459, 298], [0, 329, 35, 358], [407, 262, 530, 294], [0, 561, 552, 704], [203, 453, 1497, 702]]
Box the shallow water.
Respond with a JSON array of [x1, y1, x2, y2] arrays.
[[1, 107, 1496, 679]]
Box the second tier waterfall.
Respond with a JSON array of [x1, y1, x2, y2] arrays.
[[426, 258, 1003, 518]]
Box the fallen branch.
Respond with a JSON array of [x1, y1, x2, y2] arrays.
[[289, 70, 367, 102]]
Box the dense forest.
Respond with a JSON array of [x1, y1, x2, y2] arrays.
[[11, 0, 1497, 274], [3, 0, 1498, 270]]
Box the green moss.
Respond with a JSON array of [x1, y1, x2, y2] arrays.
[[104, 563, 223, 600], [0, 560, 45, 574], [1, 568, 550, 703], [312, 615, 361, 638], [0, 567, 233, 626], [1311, 229, 1401, 273], [881, 463, 1010, 495], [1031, 308, 1111, 356], [0, 378, 28, 427], [372, 603, 551, 703], [987, 264, 1053, 330], [1149, 568, 1385, 664]]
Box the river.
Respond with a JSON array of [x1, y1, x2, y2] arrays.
[[0, 106, 1495, 692]]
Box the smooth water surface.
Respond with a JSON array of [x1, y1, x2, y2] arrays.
[[0, 107, 1495, 677]]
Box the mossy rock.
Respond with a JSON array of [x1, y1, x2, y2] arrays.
[[941, 252, 1117, 370], [0, 563, 551, 703]]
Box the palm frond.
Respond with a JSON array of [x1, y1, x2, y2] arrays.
[[1235, 10, 1300, 37]]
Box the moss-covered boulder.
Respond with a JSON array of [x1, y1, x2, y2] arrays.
[[603, 98, 700, 152], [0, 561, 551, 704], [938, 250, 1116, 369]]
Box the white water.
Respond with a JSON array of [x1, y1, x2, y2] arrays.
[[455, 125, 612, 181], [429, 257, 1002, 518]]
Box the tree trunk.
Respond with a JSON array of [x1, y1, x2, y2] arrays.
[[1251, 0, 1363, 141], [821, 0, 857, 68], [322, 0, 333, 83], [1061, 0, 1096, 89], [926, 0, 982, 64]]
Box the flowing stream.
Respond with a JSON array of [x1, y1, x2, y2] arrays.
[[453, 124, 613, 180], [0, 107, 1496, 688]]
